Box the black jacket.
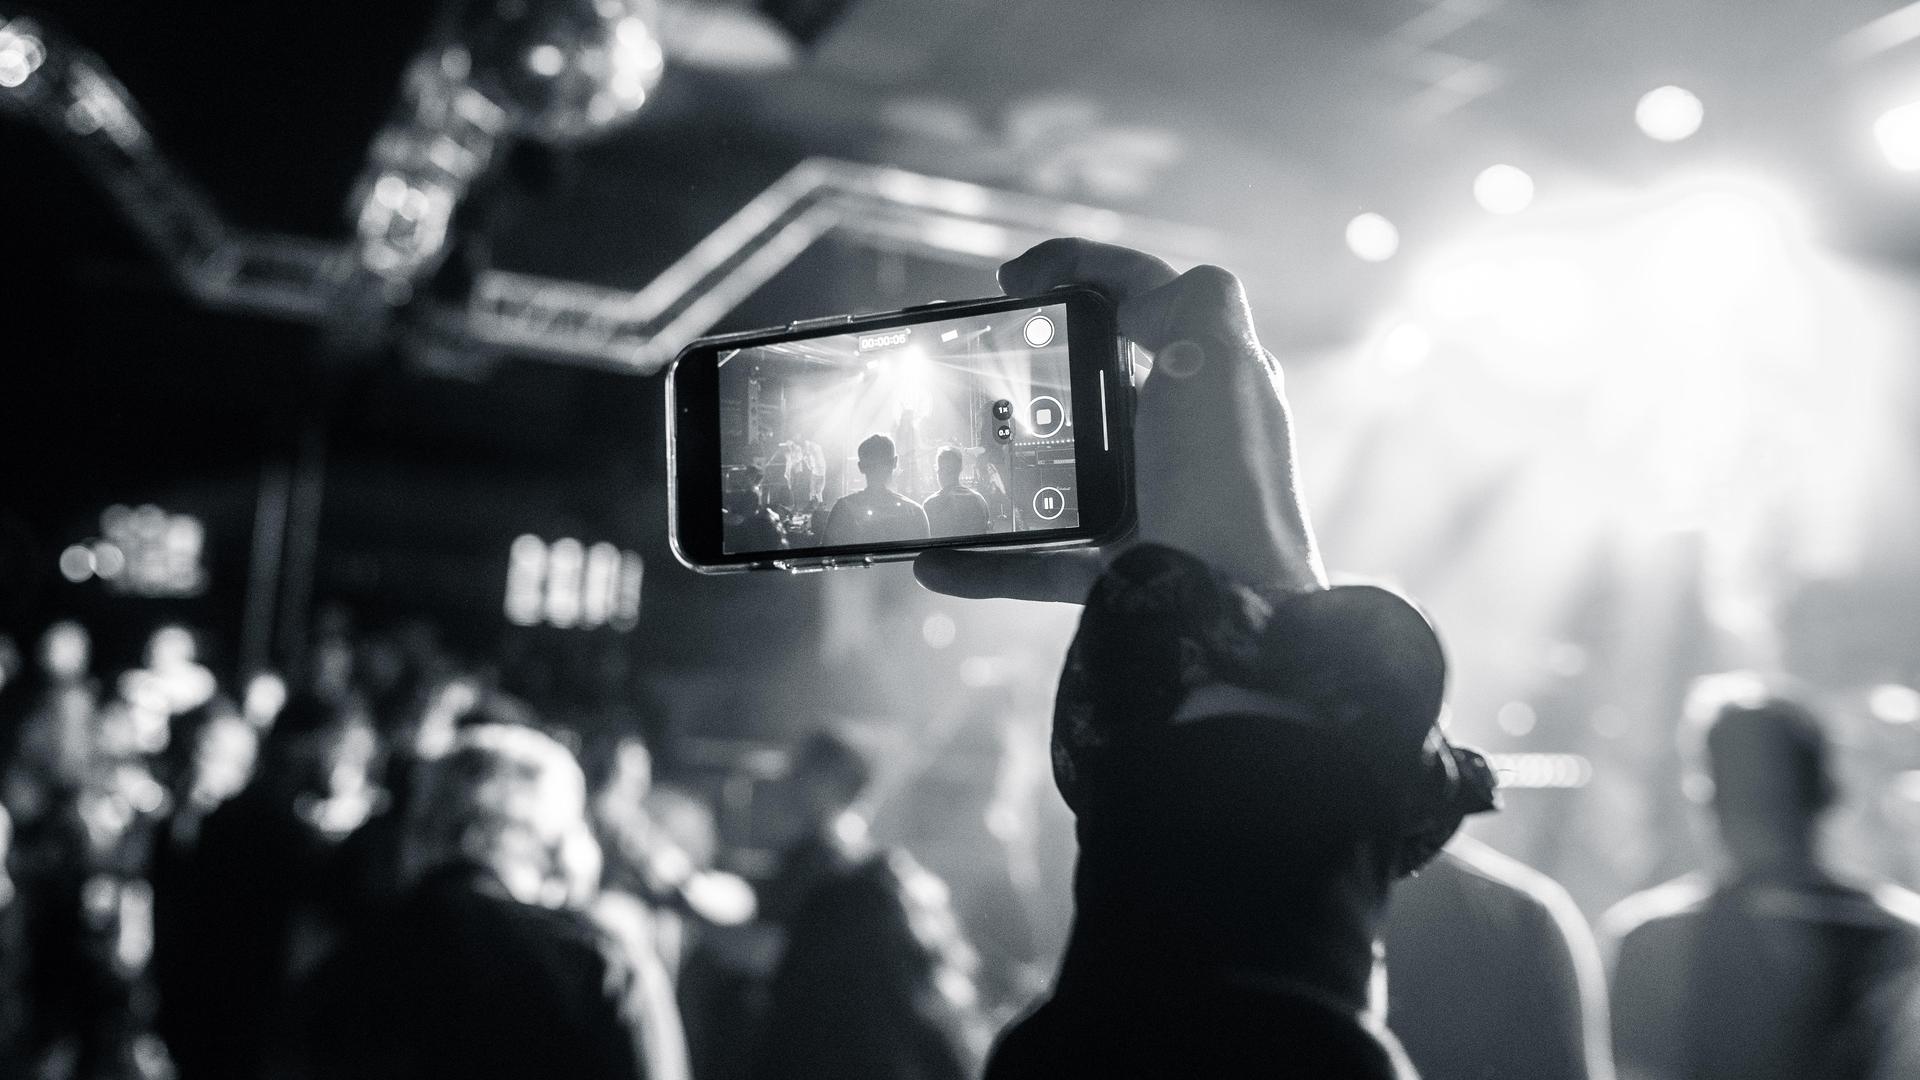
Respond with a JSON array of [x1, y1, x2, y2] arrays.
[[304, 863, 653, 1080]]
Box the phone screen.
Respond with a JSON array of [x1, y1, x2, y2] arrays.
[[716, 302, 1081, 555]]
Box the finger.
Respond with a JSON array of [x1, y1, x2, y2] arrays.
[[1116, 264, 1259, 355], [998, 238, 1179, 304], [913, 548, 1103, 604]]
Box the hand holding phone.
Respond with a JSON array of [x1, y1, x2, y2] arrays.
[[914, 239, 1329, 602], [668, 284, 1133, 572]]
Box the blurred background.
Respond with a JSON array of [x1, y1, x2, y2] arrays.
[[5, 0, 1920, 1076]]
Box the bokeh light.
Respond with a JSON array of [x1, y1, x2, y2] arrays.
[[1473, 164, 1535, 215], [1635, 85, 1705, 142], [1345, 212, 1401, 262]]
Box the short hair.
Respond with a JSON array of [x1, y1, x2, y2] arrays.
[[791, 728, 874, 796], [856, 434, 897, 473], [1680, 672, 1831, 816], [936, 445, 963, 477], [406, 724, 590, 882]]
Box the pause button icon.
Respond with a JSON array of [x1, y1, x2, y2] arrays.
[[1032, 487, 1066, 521]]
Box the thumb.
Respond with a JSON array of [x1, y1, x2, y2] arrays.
[[913, 549, 1103, 604]]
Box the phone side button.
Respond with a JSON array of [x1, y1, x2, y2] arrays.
[[774, 559, 832, 574]]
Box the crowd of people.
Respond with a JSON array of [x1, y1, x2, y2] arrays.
[[0, 613, 1010, 1080], [724, 434, 1004, 553], [6, 239, 1920, 1080]]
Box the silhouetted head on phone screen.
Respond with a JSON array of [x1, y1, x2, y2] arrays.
[[822, 435, 930, 546], [924, 446, 990, 538]]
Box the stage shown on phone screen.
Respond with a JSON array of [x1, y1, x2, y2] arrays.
[[716, 303, 1079, 554]]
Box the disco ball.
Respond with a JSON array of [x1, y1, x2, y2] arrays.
[[461, 0, 665, 144]]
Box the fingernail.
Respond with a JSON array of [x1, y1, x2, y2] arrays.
[[1158, 340, 1205, 379]]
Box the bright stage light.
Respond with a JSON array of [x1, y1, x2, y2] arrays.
[[59, 545, 95, 583], [1635, 86, 1704, 142], [526, 43, 567, 76], [1874, 100, 1920, 171], [1345, 213, 1400, 262], [1474, 165, 1534, 215], [0, 21, 46, 89]]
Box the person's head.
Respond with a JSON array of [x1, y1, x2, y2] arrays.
[[405, 723, 600, 908], [788, 728, 873, 832], [935, 446, 964, 489], [255, 691, 378, 810], [723, 466, 766, 515], [1050, 546, 1494, 1010], [856, 434, 897, 487], [1680, 672, 1834, 873]]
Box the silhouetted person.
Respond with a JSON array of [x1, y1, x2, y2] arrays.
[[306, 723, 666, 1080], [153, 691, 373, 1080], [922, 446, 990, 538], [912, 240, 1499, 1079], [1602, 674, 1920, 1080], [750, 730, 981, 1080], [1384, 834, 1614, 1080], [822, 435, 930, 547], [779, 435, 826, 509], [723, 467, 787, 553]]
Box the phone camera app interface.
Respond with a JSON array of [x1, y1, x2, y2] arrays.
[[717, 304, 1078, 554]]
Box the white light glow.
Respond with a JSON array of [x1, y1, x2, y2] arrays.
[[1635, 86, 1704, 142], [921, 613, 957, 649], [1345, 212, 1400, 262], [505, 534, 547, 626], [1496, 701, 1538, 737], [527, 44, 566, 77], [1380, 322, 1433, 373], [1870, 684, 1920, 725], [0, 24, 45, 89], [1474, 164, 1535, 215], [59, 545, 95, 583], [1874, 100, 1920, 171]]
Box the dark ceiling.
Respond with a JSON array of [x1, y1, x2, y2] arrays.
[[15, 0, 1920, 336]]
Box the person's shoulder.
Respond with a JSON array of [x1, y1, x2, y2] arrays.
[[1433, 835, 1587, 931], [1750, 879, 1920, 936], [1599, 871, 1713, 944]]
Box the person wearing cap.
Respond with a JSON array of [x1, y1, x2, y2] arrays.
[[1601, 675, 1920, 1080], [915, 239, 1497, 1079]]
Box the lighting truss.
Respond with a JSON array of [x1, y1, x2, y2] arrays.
[[3, 10, 1222, 375]]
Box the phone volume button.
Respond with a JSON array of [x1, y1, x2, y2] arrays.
[[786, 315, 855, 333]]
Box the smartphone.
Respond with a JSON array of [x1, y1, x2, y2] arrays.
[[667, 287, 1134, 573]]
